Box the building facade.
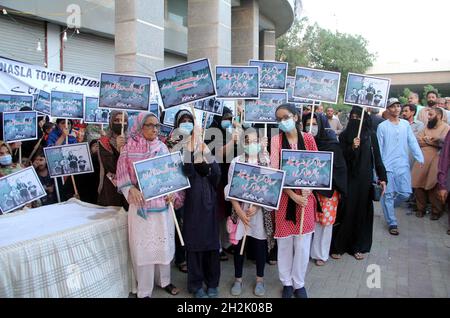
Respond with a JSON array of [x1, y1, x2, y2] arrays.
[[0, 0, 301, 78]]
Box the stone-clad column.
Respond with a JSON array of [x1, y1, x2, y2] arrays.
[[187, 0, 231, 67], [115, 0, 164, 75], [259, 29, 276, 61], [231, 0, 259, 65]]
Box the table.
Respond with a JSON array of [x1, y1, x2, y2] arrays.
[[0, 199, 133, 298]]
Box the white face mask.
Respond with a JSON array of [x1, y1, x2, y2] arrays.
[[306, 125, 319, 137]]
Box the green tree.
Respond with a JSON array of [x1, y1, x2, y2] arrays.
[[398, 88, 412, 105], [276, 19, 376, 97]]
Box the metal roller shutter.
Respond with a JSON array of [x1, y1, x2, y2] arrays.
[[0, 14, 45, 65], [63, 31, 114, 79]]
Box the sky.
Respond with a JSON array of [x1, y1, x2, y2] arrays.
[[300, 0, 448, 67]]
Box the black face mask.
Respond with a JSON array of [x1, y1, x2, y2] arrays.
[[111, 123, 126, 135], [427, 117, 438, 129], [427, 100, 437, 107]]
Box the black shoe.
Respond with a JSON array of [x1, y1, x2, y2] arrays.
[[219, 251, 229, 261], [282, 286, 294, 298], [294, 287, 308, 298], [223, 246, 235, 255]]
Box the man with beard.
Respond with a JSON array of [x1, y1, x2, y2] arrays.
[[412, 108, 450, 220], [417, 90, 448, 125], [377, 98, 424, 235], [402, 104, 424, 137]]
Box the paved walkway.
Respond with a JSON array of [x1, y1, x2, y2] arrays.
[[149, 203, 450, 298]]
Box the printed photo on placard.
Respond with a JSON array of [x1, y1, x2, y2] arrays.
[[281, 150, 334, 190], [249, 60, 288, 90], [226, 162, 285, 210], [158, 124, 174, 140], [2, 111, 38, 143], [0, 167, 46, 214], [149, 103, 160, 118], [286, 76, 302, 103], [215, 66, 259, 99], [134, 152, 191, 201], [344, 73, 391, 109], [155, 58, 216, 109], [162, 106, 204, 128], [194, 97, 225, 116], [35, 90, 51, 115], [50, 91, 84, 119], [99, 73, 151, 111], [294, 67, 341, 104], [244, 92, 287, 124], [44, 143, 94, 178], [0, 94, 34, 112], [84, 96, 110, 124]]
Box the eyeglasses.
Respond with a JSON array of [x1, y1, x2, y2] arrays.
[[276, 114, 294, 123], [143, 123, 161, 130]]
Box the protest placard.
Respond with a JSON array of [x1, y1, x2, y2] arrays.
[[194, 97, 225, 116], [2, 111, 38, 143], [84, 96, 110, 124], [244, 92, 287, 124], [248, 60, 288, 90], [0, 94, 33, 112], [344, 73, 391, 109], [294, 67, 341, 104], [99, 73, 151, 111], [44, 143, 94, 178], [155, 58, 216, 109], [226, 162, 285, 210], [281, 150, 334, 190], [286, 76, 302, 103], [0, 167, 46, 214], [50, 91, 84, 119], [133, 152, 190, 201], [215, 66, 259, 99], [34, 90, 51, 115]]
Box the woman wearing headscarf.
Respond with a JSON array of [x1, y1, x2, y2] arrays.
[[116, 112, 184, 298], [97, 111, 129, 208], [331, 107, 387, 260], [302, 112, 348, 266], [0, 141, 24, 178], [169, 109, 222, 298], [270, 103, 318, 298]]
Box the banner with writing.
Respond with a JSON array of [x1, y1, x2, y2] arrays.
[[249, 60, 288, 90], [0, 56, 99, 100], [50, 91, 84, 119], [2, 111, 38, 143], [244, 92, 287, 124], [226, 162, 285, 210], [99, 73, 151, 111], [281, 150, 334, 190], [155, 58, 216, 109], [34, 90, 51, 115], [133, 152, 191, 201], [215, 66, 259, 99]]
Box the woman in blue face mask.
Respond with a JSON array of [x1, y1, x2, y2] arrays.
[[269, 103, 319, 299], [0, 141, 24, 178]]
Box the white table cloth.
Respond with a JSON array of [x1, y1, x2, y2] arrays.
[[0, 199, 133, 298]]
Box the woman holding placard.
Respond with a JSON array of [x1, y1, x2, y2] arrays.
[[225, 127, 274, 297], [302, 113, 348, 266], [116, 112, 184, 298], [97, 111, 129, 209], [270, 103, 318, 299], [331, 106, 387, 261], [170, 110, 222, 298]]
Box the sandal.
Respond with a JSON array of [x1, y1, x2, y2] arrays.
[[163, 284, 180, 296], [389, 227, 399, 236], [177, 262, 188, 273], [331, 254, 341, 260], [353, 253, 364, 260]]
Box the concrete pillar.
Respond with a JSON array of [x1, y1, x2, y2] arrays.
[[115, 0, 164, 76], [187, 0, 231, 67], [231, 0, 259, 65], [259, 29, 276, 61], [46, 23, 61, 70]]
